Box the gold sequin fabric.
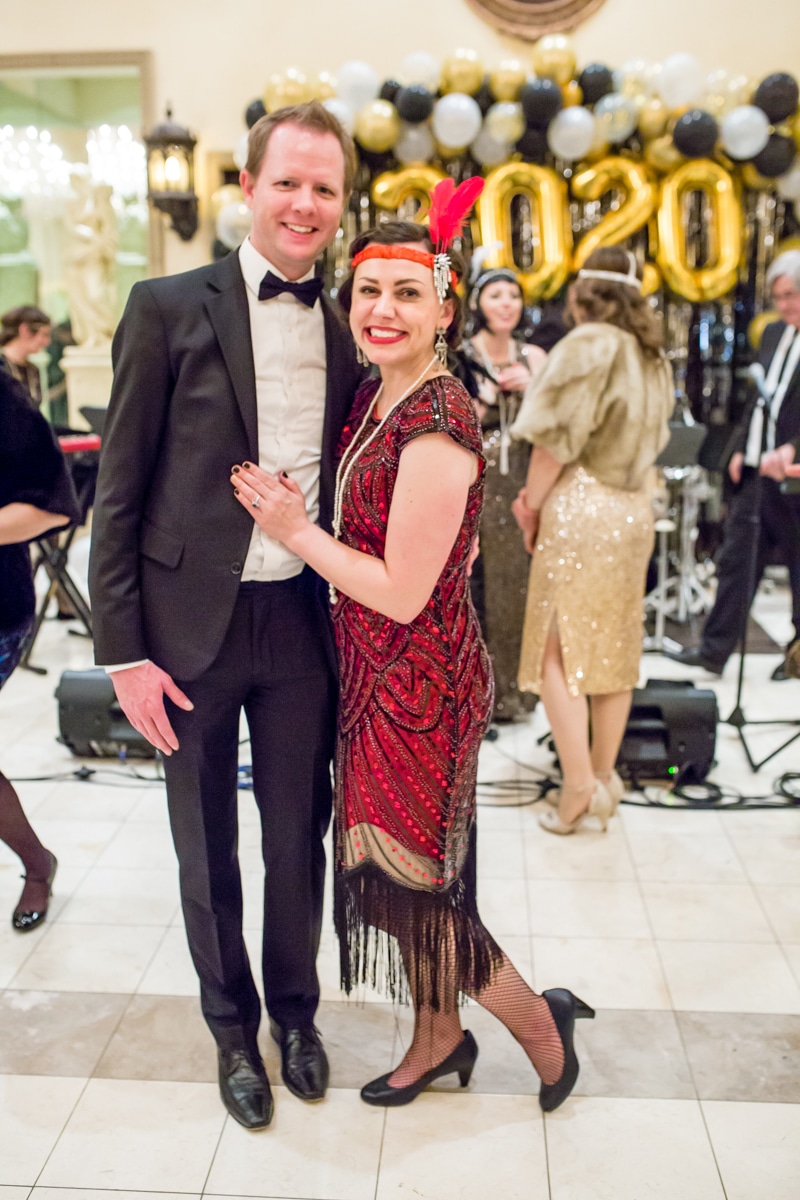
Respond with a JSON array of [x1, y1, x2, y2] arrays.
[[518, 464, 655, 697]]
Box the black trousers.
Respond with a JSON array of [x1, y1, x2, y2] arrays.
[[701, 470, 800, 667], [162, 574, 336, 1053]]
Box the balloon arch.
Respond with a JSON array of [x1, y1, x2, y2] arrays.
[[214, 40, 800, 429]]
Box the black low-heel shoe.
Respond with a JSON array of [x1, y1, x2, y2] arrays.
[[539, 988, 595, 1113], [360, 1030, 478, 1107], [12, 851, 58, 932]]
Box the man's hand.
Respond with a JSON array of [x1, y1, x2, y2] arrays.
[[109, 661, 193, 755], [759, 443, 795, 481], [728, 452, 744, 485]]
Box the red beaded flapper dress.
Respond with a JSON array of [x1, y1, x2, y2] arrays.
[[332, 374, 499, 1006]]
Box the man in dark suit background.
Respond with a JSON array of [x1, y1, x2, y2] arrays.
[[669, 250, 800, 679], [89, 102, 362, 1128]]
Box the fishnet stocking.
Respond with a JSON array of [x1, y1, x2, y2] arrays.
[[0, 772, 52, 912]]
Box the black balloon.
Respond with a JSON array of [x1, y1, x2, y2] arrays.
[[245, 98, 267, 129], [520, 78, 563, 129], [474, 77, 495, 116], [579, 63, 614, 107], [672, 109, 719, 158], [752, 132, 797, 178], [395, 85, 435, 124], [516, 127, 549, 164], [379, 79, 401, 104], [753, 72, 800, 124]]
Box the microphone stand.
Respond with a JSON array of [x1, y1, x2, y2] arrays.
[[725, 384, 800, 771]]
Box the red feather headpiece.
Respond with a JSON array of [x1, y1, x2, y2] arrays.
[[350, 174, 485, 302]]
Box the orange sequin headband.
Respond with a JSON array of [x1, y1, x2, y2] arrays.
[[350, 176, 486, 302]]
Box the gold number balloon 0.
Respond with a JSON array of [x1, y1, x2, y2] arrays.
[[478, 163, 573, 303], [570, 156, 661, 294], [371, 165, 448, 222], [657, 160, 742, 303]]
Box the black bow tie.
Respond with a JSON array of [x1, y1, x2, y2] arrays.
[[258, 270, 323, 308]]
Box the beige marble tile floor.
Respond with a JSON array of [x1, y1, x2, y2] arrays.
[[1, 557, 799, 1197]]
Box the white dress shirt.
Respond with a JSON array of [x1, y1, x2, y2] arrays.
[[745, 325, 800, 466], [105, 238, 328, 673]]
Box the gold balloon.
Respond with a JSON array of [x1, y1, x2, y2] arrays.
[[485, 102, 525, 144], [264, 68, 310, 113], [748, 310, 780, 350], [561, 81, 583, 108], [372, 165, 448, 222], [570, 157, 658, 272], [645, 136, 685, 174], [657, 159, 742, 302], [312, 71, 337, 101], [615, 59, 654, 111], [741, 163, 773, 191], [793, 110, 800, 152], [478, 162, 573, 302], [441, 48, 484, 96], [211, 184, 244, 217], [531, 34, 577, 87], [354, 100, 400, 153], [638, 98, 669, 141], [490, 58, 528, 103], [705, 70, 751, 118]]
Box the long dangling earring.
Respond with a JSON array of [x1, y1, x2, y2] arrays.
[[435, 328, 448, 367], [356, 344, 370, 367]]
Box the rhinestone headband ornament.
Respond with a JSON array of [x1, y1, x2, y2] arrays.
[[350, 176, 486, 302], [577, 250, 642, 292]]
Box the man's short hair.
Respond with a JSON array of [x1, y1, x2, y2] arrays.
[[244, 100, 357, 198], [767, 249, 800, 293]]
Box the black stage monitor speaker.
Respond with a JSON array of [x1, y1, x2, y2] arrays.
[[55, 668, 157, 758], [617, 679, 717, 785]]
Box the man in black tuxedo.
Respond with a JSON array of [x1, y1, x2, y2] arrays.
[[669, 250, 800, 679], [89, 103, 362, 1128]]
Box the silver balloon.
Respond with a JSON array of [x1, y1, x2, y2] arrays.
[[399, 51, 441, 92], [594, 93, 638, 144], [336, 60, 379, 113], [470, 123, 510, 167], [322, 97, 355, 136], [658, 53, 705, 110], [233, 132, 249, 172], [395, 122, 435, 165], [216, 201, 252, 250], [777, 162, 800, 201], [720, 105, 770, 160], [432, 92, 482, 149], [547, 106, 596, 161]]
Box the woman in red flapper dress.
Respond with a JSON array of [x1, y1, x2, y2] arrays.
[[230, 183, 593, 1111]]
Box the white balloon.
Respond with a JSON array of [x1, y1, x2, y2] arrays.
[[217, 201, 252, 250], [547, 106, 596, 161], [777, 162, 800, 201], [720, 105, 770, 160], [594, 93, 638, 144], [322, 97, 355, 135], [432, 93, 482, 149], [336, 60, 379, 113], [395, 122, 435, 165], [399, 51, 441, 92], [233, 131, 250, 172], [470, 123, 511, 167], [658, 53, 705, 111]]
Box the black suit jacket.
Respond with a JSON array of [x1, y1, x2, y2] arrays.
[[89, 251, 362, 679], [736, 320, 800, 456]]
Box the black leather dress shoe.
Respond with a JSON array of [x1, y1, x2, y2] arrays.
[[270, 1020, 329, 1101], [218, 1048, 273, 1129], [771, 658, 791, 681], [664, 646, 724, 675]]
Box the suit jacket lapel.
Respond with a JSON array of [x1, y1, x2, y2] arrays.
[[319, 295, 358, 528], [204, 254, 258, 458]]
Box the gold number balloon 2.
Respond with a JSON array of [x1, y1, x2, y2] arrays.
[[657, 159, 742, 302], [570, 156, 660, 292], [371, 165, 448, 222], [478, 163, 573, 303]]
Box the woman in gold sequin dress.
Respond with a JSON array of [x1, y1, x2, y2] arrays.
[[511, 248, 674, 835]]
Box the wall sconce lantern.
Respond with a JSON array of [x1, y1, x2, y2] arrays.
[[144, 106, 198, 240]]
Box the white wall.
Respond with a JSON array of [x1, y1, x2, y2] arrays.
[[4, 0, 799, 274]]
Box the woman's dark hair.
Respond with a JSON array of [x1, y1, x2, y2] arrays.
[[569, 247, 663, 358], [469, 269, 525, 335], [338, 220, 465, 350], [0, 305, 51, 346]]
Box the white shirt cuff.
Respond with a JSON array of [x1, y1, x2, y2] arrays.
[[104, 660, 150, 673]]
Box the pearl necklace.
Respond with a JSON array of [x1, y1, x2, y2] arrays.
[[329, 354, 440, 605]]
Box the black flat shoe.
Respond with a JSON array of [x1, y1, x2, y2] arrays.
[[539, 988, 595, 1113], [12, 851, 58, 932], [360, 1030, 478, 1107], [218, 1047, 273, 1129], [270, 1020, 329, 1101]]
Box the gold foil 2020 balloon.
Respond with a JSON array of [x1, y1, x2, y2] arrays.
[[371, 165, 448, 222], [657, 159, 742, 301]]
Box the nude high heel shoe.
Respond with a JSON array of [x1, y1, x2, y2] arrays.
[[595, 769, 625, 815], [538, 781, 613, 835]]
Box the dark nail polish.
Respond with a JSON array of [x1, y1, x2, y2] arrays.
[[281, 470, 288, 478], [232, 466, 240, 474], [243, 461, 252, 469], [234, 488, 239, 495]]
